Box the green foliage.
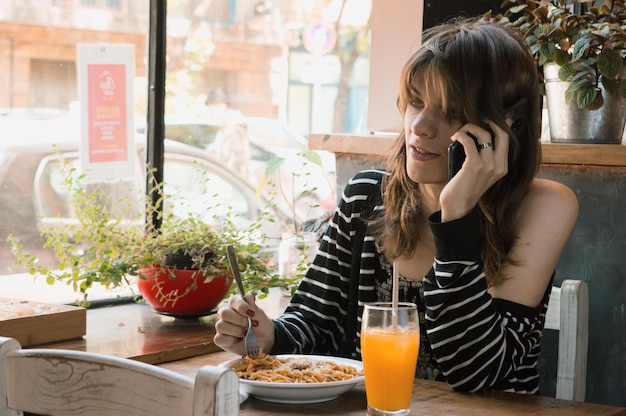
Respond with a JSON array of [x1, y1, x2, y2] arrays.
[[256, 151, 332, 295], [486, 0, 626, 110], [8, 159, 299, 307], [259, 150, 333, 235]]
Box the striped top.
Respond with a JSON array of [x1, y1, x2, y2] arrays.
[[271, 169, 551, 393]]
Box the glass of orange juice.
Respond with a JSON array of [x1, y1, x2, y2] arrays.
[[361, 302, 420, 416]]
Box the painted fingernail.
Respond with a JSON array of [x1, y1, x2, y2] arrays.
[[246, 309, 255, 317], [251, 320, 259, 327]]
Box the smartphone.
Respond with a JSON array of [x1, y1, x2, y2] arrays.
[[447, 98, 528, 180]]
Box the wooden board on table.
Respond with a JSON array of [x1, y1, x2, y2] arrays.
[[0, 297, 86, 346]]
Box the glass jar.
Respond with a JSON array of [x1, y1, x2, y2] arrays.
[[278, 231, 319, 296]]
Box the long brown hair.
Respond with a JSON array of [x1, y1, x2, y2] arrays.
[[370, 18, 541, 286]]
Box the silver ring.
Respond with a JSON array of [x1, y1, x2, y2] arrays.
[[478, 142, 493, 150]]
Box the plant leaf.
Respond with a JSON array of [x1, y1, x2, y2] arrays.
[[532, 6, 549, 22], [255, 175, 267, 199], [565, 82, 576, 104], [587, 92, 604, 111], [577, 86, 601, 110], [571, 33, 592, 62], [264, 156, 285, 176], [558, 63, 576, 81], [539, 42, 556, 60], [597, 48, 623, 80], [300, 150, 322, 167], [601, 77, 619, 96], [529, 42, 542, 56], [565, 76, 592, 105], [510, 4, 528, 14], [554, 49, 570, 66]]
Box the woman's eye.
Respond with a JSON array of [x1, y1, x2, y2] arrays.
[[408, 100, 423, 109]]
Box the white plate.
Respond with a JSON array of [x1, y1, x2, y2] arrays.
[[219, 354, 365, 404]]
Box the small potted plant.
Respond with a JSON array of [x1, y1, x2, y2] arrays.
[[133, 216, 269, 317], [488, 0, 626, 143], [9, 161, 295, 313]]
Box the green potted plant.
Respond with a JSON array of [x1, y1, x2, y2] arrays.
[[488, 0, 626, 143], [9, 161, 295, 313]]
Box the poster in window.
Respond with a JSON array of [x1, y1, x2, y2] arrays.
[[77, 44, 135, 182]]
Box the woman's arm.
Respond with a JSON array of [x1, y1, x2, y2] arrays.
[[489, 179, 579, 306], [271, 170, 385, 356], [424, 179, 578, 392]]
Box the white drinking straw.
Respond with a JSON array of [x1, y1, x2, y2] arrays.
[[392, 261, 399, 329]]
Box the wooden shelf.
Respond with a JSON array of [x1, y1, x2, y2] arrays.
[[309, 133, 394, 156], [309, 133, 626, 167], [541, 143, 626, 166]]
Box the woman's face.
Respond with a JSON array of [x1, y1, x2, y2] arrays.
[[403, 92, 462, 185]]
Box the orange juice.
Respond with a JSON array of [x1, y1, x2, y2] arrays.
[[361, 327, 420, 411]]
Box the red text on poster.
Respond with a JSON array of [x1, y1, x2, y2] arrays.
[[87, 64, 127, 163]]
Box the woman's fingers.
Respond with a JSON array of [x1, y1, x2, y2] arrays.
[[214, 293, 276, 355], [484, 120, 509, 178], [214, 295, 251, 355], [458, 121, 508, 178], [214, 309, 247, 355], [442, 121, 511, 221]]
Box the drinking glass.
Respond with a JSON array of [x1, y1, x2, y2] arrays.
[[361, 302, 420, 416]]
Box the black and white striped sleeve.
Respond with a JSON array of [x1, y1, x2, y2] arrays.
[[423, 209, 545, 393], [270, 170, 385, 356]]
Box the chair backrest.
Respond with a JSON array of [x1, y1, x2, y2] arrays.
[[544, 279, 589, 402], [0, 337, 239, 416]]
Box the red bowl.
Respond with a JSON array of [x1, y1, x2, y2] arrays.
[[137, 265, 233, 317]]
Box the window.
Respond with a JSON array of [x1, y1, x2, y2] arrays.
[[0, 0, 371, 296]]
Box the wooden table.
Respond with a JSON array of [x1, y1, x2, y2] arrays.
[[30, 288, 291, 364], [160, 351, 626, 416], [29, 301, 222, 363], [28, 289, 626, 415]]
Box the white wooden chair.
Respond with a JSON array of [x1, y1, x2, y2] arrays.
[[544, 279, 589, 402], [0, 337, 239, 416]]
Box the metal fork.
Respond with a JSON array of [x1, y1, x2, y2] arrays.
[[226, 245, 261, 358]]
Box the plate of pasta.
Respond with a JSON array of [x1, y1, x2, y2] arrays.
[[219, 353, 365, 404]]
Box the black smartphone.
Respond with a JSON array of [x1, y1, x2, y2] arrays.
[[447, 98, 528, 180]]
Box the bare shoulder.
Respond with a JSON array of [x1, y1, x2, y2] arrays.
[[517, 177, 579, 230], [528, 178, 577, 211], [493, 178, 579, 306]]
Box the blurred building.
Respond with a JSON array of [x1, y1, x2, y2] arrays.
[[0, 0, 370, 134]]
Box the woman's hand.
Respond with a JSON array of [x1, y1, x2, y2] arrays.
[[440, 120, 509, 222], [214, 293, 276, 356]]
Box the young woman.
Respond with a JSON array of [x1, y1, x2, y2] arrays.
[[214, 18, 579, 394]]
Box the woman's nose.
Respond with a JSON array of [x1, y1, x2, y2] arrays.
[[410, 107, 438, 138]]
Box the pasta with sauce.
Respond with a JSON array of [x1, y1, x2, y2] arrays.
[[230, 352, 363, 383]]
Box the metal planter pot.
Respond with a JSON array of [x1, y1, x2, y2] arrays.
[[544, 62, 626, 144]]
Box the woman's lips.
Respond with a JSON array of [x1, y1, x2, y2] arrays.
[[408, 144, 439, 161]]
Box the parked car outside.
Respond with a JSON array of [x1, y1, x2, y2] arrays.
[[0, 114, 292, 275], [136, 115, 337, 223], [244, 116, 335, 170], [244, 116, 337, 220]]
